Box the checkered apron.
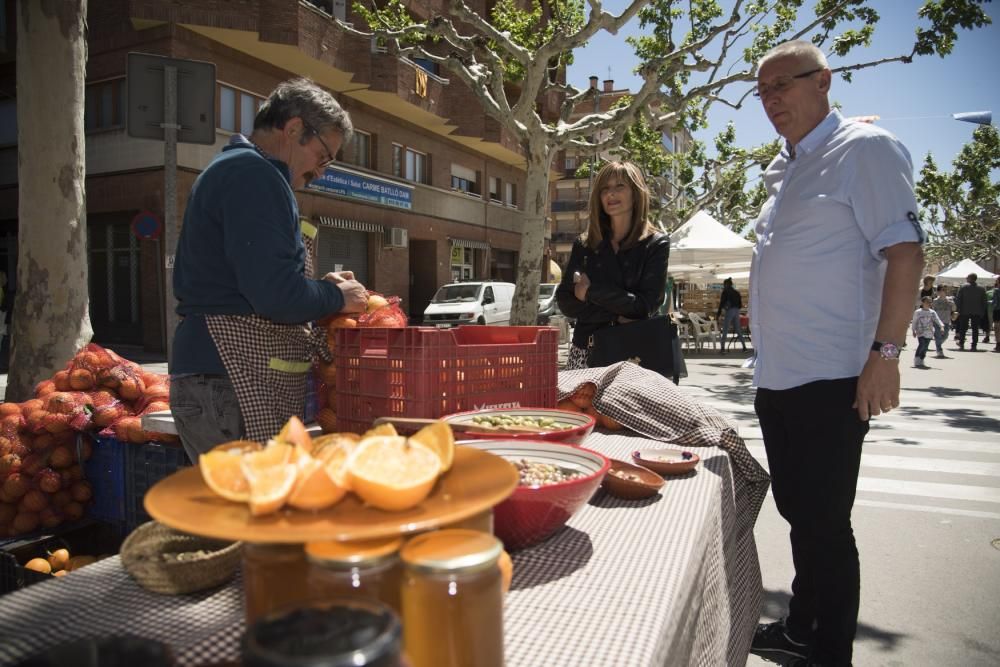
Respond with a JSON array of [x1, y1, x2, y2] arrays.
[[204, 219, 332, 442]]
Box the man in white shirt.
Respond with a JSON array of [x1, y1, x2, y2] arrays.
[[748, 41, 924, 667]]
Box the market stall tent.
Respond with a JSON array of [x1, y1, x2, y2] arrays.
[[934, 258, 998, 285], [668, 211, 753, 280]]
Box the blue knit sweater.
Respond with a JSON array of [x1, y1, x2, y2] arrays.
[[170, 135, 344, 374]]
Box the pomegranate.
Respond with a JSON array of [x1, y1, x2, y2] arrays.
[[20, 489, 49, 513], [3, 472, 29, 499], [0, 453, 20, 476], [37, 468, 62, 493]]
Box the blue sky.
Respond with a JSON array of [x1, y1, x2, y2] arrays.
[[566, 1, 998, 173]]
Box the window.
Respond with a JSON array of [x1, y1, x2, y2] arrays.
[[411, 57, 439, 76], [565, 156, 577, 170], [393, 143, 428, 184], [450, 164, 478, 195], [489, 177, 501, 202], [348, 130, 373, 169], [0, 99, 16, 146], [505, 182, 517, 207], [217, 83, 264, 134], [84, 79, 126, 132]]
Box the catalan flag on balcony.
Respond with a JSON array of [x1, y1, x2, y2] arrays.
[[415, 68, 428, 98]]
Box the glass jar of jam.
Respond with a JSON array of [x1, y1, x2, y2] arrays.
[[305, 537, 403, 614], [242, 542, 312, 623], [243, 598, 402, 667], [400, 529, 503, 667]]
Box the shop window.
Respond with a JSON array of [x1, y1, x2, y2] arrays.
[[84, 79, 126, 132]]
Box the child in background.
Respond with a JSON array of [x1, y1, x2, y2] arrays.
[[930, 285, 956, 358], [911, 296, 944, 368]]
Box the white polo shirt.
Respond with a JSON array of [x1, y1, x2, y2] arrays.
[[750, 110, 923, 390]]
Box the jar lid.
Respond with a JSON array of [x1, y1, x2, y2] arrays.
[[305, 537, 403, 568], [401, 529, 501, 574]]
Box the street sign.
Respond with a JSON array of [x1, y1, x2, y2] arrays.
[[127, 52, 216, 145], [131, 210, 162, 240]]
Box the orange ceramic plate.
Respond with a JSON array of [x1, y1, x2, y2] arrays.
[[144, 446, 518, 543]]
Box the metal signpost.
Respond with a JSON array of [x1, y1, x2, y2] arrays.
[[126, 53, 215, 363]]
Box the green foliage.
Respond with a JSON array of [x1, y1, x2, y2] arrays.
[[916, 125, 1000, 265], [490, 0, 584, 81]]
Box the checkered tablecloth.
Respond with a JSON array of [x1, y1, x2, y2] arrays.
[[0, 366, 764, 666]]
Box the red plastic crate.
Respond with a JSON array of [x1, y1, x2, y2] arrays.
[[334, 326, 558, 433]]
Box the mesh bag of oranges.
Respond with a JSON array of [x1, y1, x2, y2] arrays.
[[199, 417, 455, 516]]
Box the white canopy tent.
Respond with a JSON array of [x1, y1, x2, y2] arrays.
[[934, 258, 998, 286], [668, 211, 753, 281]]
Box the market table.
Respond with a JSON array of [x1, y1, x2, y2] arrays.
[[0, 432, 761, 667], [4, 363, 768, 666]]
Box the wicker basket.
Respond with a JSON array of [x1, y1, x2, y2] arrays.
[[120, 521, 243, 595]]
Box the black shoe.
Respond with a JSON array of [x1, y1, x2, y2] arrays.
[[751, 619, 810, 659]]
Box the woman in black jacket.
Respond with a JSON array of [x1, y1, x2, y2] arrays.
[[556, 161, 669, 369]]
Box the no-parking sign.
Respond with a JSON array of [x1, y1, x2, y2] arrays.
[[131, 210, 162, 240]]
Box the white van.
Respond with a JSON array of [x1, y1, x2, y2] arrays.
[[423, 281, 516, 327]]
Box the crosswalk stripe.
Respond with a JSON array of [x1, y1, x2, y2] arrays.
[[855, 477, 1000, 504], [853, 499, 1000, 520], [744, 446, 1000, 476]]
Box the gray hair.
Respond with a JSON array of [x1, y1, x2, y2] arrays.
[[255, 78, 353, 145], [759, 40, 829, 71]]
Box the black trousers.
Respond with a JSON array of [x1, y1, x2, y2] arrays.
[[955, 314, 981, 348], [755, 378, 868, 666]]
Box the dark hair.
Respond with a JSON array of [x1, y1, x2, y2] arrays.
[[936, 284, 946, 292], [967, 273, 978, 283], [723, 278, 733, 286], [255, 78, 353, 145], [583, 161, 654, 251], [921, 296, 932, 304]]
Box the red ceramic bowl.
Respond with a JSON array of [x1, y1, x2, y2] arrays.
[[443, 408, 596, 445], [462, 440, 610, 551]]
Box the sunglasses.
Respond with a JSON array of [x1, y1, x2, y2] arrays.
[[304, 124, 336, 168]]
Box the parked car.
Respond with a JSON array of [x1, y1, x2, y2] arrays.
[[423, 281, 515, 327], [537, 283, 561, 325]]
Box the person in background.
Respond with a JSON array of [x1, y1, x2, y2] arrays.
[[930, 285, 956, 359], [953, 273, 987, 351], [747, 40, 924, 667], [911, 296, 944, 368], [983, 278, 995, 345], [991, 276, 1000, 352], [555, 161, 669, 370], [170, 78, 368, 463], [716, 277, 747, 354], [918, 274, 935, 301]]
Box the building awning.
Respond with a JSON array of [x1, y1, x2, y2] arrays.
[[449, 237, 490, 250], [318, 217, 385, 234]]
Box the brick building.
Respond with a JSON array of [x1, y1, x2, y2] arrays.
[[0, 0, 535, 353]]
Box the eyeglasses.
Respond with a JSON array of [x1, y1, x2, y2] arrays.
[[753, 68, 824, 99], [304, 124, 336, 168]]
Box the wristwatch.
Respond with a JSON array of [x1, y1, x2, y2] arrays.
[[871, 340, 900, 361]]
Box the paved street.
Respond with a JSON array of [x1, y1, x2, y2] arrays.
[[679, 335, 1000, 667]]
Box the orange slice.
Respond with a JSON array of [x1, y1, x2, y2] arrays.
[[498, 549, 513, 594], [277, 416, 314, 454], [243, 462, 298, 516], [287, 458, 346, 511], [315, 434, 360, 491], [200, 447, 257, 502], [409, 421, 455, 472], [348, 435, 441, 511], [243, 442, 294, 477], [362, 422, 398, 439]]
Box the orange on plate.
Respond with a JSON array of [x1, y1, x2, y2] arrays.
[[277, 416, 314, 454], [315, 434, 359, 491], [243, 442, 294, 476], [199, 442, 262, 502], [243, 462, 298, 516], [288, 458, 346, 511], [409, 421, 455, 472], [348, 435, 441, 511]]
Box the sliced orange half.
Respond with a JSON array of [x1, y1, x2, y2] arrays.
[[287, 458, 347, 511], [361, 422, 398, 440], [243, 442, 294, 477], [315, 435, 359, 491], [243, 462, 298, 516], [409, 421, 455, 472], [348, 435, 441, 511]]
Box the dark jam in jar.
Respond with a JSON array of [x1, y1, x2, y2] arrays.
[[242, 598, 402, 667]]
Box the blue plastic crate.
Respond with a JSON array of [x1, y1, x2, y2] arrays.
[[81, 434, 127, 527], [125, 441, 191, 530]]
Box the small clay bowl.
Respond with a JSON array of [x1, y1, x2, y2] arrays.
[[631, 449, 700, 476], [601, 459, 664, 500]]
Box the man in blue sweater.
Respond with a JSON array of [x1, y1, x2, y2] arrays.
[[169, 78, 367, 460]]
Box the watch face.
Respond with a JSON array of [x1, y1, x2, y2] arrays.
[[880, 342, 900, 360]]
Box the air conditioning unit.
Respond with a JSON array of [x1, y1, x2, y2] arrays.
[[384, 227, 408, 249]]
